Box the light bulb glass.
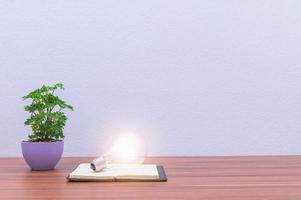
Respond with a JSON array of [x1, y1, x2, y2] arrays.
[[108, 133, 147, 164], [91, 133, 147, 172]]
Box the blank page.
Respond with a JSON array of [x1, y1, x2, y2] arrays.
[[69, 163, 159, 180]]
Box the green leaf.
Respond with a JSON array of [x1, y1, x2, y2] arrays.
[[22, 83, 73, 142]]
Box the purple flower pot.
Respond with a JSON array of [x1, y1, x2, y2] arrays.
[[21, 141, 64, 171]]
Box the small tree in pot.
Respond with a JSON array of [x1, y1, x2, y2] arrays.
[[22, 83, 73, 170]]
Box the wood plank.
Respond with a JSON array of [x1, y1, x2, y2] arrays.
[[1, 156, 301, 199]]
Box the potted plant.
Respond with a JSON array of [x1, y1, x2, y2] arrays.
[[21, 83, 73, 170]]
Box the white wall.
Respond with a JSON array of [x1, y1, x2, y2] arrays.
[[1, 0, 301, 157]]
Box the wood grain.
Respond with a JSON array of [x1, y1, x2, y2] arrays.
[[1, 156, 301, 199]]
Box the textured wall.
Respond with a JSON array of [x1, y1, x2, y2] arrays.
[[1, 0, 301, 156]]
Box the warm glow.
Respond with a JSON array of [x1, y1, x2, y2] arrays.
[[110, 133, 145, 163]]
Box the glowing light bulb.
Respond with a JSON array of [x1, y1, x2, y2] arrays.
[[90, 133, 147, 172], [110, 133, 146, 163]]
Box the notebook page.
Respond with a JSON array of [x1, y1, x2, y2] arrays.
[[69, 163, 159, 180], [69, 163, 115, 180], [110, 164, 159, 180]]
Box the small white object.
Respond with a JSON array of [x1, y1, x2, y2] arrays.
[[90, 156, 107, 172]]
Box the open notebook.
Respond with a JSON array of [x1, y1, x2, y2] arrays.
[[67, 163, 167, 182]]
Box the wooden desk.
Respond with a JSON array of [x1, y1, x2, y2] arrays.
[[1, 156, 301, 199]]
